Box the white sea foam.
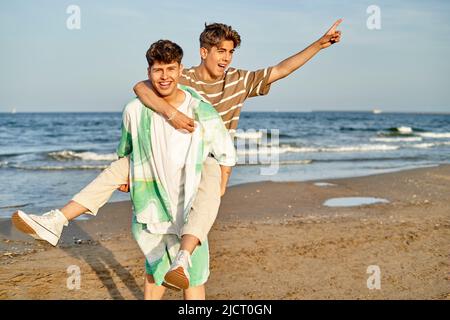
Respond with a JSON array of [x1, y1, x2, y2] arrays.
[[10, 164, 109, 170], [321, 144, 400, 152], [234, 131, 264, 140], [370, 137, 422, 142], [49, 150, 118, 161], [417, 132, 450, 139], [237, 145, 303, 155], [236, 159, 313, 166], [396, 126, 413, 134], [237, 144, 400, 155], [411, 143, 436, 149], [411, 141, 450, 149]]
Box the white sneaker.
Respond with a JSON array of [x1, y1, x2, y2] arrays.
[[163, 250, 192, 290], [12, 210, 68, 246]]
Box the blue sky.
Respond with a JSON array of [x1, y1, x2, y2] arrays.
[[1, 0, 449, 113]]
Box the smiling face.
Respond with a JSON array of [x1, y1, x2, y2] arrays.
[[200, 40, 235, 79], [147, 61, 183, 98]]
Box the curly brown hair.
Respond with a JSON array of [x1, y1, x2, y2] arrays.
[[199, 23, 241, 50], [146, 40, 183, 67]]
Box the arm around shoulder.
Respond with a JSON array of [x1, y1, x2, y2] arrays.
[[133, 80, 175, 118]]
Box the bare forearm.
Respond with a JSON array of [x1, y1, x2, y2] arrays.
[[133, 80, 176, 118], [268, 41, 321, 84]]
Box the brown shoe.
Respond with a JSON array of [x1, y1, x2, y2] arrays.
[[163, 250, 191, 290]]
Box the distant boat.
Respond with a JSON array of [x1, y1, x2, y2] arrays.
[[11, 107, 16, 114], [372, 109, 382, 114]]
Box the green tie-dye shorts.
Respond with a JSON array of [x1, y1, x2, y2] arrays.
[[131, 216, 210, 287]]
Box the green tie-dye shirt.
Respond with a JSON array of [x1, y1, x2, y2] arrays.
[[117, 85, 236, 229]]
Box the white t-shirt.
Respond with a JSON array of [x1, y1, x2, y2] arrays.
[[148, 91, 194, 236]]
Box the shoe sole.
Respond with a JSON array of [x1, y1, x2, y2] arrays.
[[12, 211, 59, 246], [161, 281, 181, 292], [164, 267, 189, 290]]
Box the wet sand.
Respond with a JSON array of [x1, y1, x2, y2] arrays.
[[0, 165, 449, 299]]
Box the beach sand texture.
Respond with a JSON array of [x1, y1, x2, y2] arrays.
[[0, 165, 449, 299]]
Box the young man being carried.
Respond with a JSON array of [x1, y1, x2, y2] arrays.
[[12, 21, 342, 291]]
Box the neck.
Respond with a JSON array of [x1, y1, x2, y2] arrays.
[[163, 88, 186, 108], [196, 63, 222, 81]]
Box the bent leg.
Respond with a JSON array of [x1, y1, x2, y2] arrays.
[[66, 156, 130, 219], [180, 234, 201, 255], [60, 201, 90, 221], [180, 156, 221, 251], [11, 157, 130, 245]]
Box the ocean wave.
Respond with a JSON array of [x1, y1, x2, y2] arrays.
[[411, 143, 436, 149], [411, 141, 450, 149], [238, 159, 313, 166], [380, 127, 450, 138], [234, 131, 263, 140], [340, 127, 379, 132], [48, 150, 118, 161], [234, 131, 295, 140], [370, 137, 423, 142], [234, 130, 296, 140], [341, 126, 427, 135], [384, 127, 450, 139], [237, 144, 400, 155], [315, 155, 425, 163], [388, 126, 414, 134], [417, 132, 450, 139], [278, 159, 313, 165], [237, 145, 304, 155], [320, 144, 400, 152], [9, 164, 109, 171]]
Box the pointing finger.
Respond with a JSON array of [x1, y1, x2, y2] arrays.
[[326, 18, 343, 35]]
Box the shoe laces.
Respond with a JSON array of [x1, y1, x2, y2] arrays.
[[39, 210, 68, 225], [39, 210, 59, 220]]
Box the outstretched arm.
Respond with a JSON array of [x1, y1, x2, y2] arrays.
[[267, 19, 343, 85], [133, 80, 195, 132]]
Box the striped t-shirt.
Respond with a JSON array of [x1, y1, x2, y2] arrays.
[[179, 66, 273, 134]]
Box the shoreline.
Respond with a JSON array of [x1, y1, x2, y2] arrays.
[[0, 164, 449, 299], [0, 161, 443, 220]]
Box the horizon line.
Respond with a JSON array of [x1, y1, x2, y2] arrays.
[[1, 110, 449, 115]]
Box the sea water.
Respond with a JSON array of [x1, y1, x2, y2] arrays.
[[0, 111, 449, 218]]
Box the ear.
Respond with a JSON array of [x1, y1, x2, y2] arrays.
[[179, 63, 184, 77], [200, 47, 208, 60], [147, 67, 151, 79]]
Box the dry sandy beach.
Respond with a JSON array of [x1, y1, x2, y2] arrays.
[[0, 165, 449, 300]]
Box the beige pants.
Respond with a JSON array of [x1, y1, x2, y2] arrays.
[[72, 156, 221, 243]]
